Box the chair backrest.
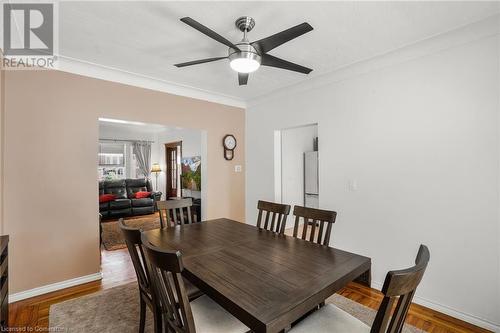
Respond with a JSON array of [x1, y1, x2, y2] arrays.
[[292, 205, 337, 246], [157, 198, 193, 229], [371, 245, 430, 333], [256, 200, 291, 234], [118, 218, 150, 296], [141, 233, 196, 333]]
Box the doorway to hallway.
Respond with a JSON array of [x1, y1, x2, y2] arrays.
[[274, 123, 319, 209]]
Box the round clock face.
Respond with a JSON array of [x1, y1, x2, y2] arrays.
[[224, 135, 237, 150]]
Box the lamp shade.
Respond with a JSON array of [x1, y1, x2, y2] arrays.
[[151, 163, 161, 173]]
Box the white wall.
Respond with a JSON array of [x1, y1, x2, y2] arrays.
[[158, 127, 202, 158], [246, 24, 500, 330], [280, 125, 317, 222], [156, 127, 203, 200]]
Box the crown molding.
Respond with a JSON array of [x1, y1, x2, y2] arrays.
[[54, 56, 246, 109], [247, 14, 500, 108]]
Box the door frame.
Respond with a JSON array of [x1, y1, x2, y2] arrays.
[[273, 123, 319, 205], [165, 141, 182, 199]]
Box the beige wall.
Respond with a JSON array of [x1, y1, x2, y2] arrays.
[[4, 70, 245, 294]]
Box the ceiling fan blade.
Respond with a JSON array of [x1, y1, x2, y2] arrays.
[[261, 54, 312, 74], [180, 17, 241, 51], [238, 73, 249, 86], [174, 56, 227, 68], [251, 22, 313, 53]]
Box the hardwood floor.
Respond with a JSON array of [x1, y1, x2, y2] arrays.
[[337, 282, 490, 333], [9, 225, 491, 333], [9, 249, 137, 330]]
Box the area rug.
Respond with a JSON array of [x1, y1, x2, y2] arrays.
[[49, 283, 423, 333], [100, 216, 160, 251]]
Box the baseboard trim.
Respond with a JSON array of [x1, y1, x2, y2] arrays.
[[9, 272, 103, 303], [371, 281, 500, 332]]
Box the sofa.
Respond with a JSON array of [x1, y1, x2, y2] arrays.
[[99, 178, 162, 219]]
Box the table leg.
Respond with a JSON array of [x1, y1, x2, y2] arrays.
[[354, 268, 371, 287]]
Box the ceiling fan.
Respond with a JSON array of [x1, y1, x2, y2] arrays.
[[174, 16, 313, 86]]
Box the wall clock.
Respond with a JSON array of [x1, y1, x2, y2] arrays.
[[223, 134, 237, 160]]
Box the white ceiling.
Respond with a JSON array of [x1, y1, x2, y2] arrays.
[[59, 1, 499, 102], [99, 118, 181, 134]]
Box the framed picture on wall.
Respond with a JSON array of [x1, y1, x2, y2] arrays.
[[181, 156, 201, 191]]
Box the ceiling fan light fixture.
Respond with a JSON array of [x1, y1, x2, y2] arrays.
[[230, 57, 260, 73], [228, 43, 261, 73]]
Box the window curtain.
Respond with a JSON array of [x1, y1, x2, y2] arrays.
[[132, 141, 151, 179]]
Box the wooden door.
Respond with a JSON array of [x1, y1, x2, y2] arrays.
[[165, 141, 182, 199]]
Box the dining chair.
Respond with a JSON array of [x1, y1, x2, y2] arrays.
[[118, 218, 162, 333], [157, 198, 194, 229], [292, 205, 337, 246], [256, 200, 291, 234], [140, 233, 250, 333], [118, 219, 203, 333], [291, 244, 430, 333]]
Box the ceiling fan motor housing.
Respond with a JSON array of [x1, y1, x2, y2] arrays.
[[228, 43, 261, 65]]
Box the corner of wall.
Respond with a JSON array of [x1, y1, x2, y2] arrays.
[[0, 50, 4, 235]]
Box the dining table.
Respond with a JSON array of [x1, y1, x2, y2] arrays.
[[142, 218, 371, 333]]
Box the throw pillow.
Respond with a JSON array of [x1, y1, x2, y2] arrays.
[[135, 191, 151, 199], [99, 194, 116, 203]]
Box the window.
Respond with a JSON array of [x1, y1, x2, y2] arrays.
[[98, 142, 126, 181]]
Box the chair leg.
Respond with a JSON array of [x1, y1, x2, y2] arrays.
[[319, 301, 325, 308], [153, 306, 163, 333], [139, 298, 146, 333]]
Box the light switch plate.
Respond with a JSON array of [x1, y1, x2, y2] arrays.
[[234, 165, 242, 172]]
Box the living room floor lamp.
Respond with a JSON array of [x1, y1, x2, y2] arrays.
[[151, 163, 162, 191]]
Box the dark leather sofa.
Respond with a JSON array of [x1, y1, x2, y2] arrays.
[[99, 179, 162, 219]]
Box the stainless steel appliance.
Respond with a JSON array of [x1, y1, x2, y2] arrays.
[[304, 151, 319, 208]]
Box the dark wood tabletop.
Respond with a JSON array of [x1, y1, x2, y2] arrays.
[[142, 218, 371, 333]]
